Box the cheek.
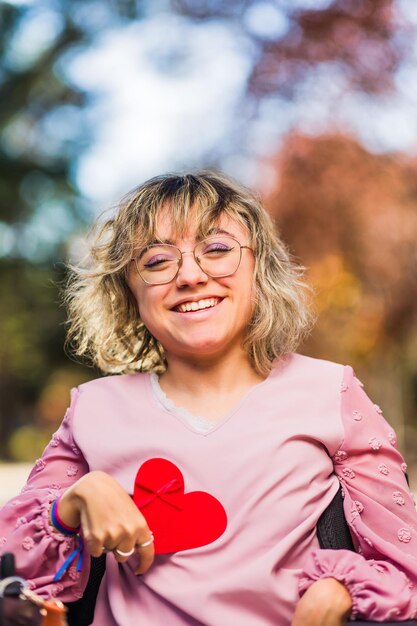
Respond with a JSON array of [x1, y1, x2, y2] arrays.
[[135, 287, 167, 328], [126, 280, 150, 323], [136, 294, 151, 323], [238, 263, 256, 303], [136, 299, 160, 338], [242, 274, 257, 321]]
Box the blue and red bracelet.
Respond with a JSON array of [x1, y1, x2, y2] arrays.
[[50, 496, 84, 582], [50, 496, 79, 535]]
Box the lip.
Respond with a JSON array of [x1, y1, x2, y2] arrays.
[[170, 297, 225, 319], [170, 296, 224, 311]]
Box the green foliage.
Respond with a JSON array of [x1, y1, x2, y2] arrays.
[[0, 260, 63, 379], [0, 259, 62, 456], [0, 2, 85, 233], [0, 0, 146, 257], [8, 424, 51, 462], [0, 0, 142, 458]]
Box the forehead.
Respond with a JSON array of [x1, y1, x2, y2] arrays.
[[154, 208, 249, 244]]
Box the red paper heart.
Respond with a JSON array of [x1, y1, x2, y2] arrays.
[[133, 458, 227, 554]]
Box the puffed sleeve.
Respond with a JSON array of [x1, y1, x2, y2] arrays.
[[299, 365, 417, 621], [0, 387, 90, 602]]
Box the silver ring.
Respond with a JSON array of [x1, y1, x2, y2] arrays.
[[114, 546, 135, 557], [137, 533, 154, 549]]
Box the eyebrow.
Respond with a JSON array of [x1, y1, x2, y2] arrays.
[[146, 227, 236, 247], [207, 227, 236, 238]]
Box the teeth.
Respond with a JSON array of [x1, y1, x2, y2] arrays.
[[177, 298, 220, 313]]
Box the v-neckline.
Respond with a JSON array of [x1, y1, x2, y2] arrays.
[[145, 367, 276, 436]]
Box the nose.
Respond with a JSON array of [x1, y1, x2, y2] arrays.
[[175, 250, 208, 287]]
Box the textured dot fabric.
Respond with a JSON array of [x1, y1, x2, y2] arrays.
[[1, 353, 417, 625]]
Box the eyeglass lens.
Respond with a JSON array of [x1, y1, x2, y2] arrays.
[[136, 236, 241, 284]]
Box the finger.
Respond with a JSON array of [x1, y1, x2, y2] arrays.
[[112, 518, 152, 563], [78, 510, 105, 557], [86, 535, 112, 558], [87, 539, 109, 557], [134, 546, 155, 574], [134, 532, 155, 575], [79, 510, 116, 557], [112, 542, 136, 563]]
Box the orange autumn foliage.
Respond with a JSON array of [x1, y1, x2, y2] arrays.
[[264, 133, 417, 366]]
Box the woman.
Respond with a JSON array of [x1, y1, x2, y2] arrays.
[[1, 171, 417, 626]]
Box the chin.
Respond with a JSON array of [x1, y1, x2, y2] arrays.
[[164, 339, 226, 358], [184, 343, 225, 356]]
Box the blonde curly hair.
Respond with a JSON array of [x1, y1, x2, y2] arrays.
[[64, 170, 315, 376]]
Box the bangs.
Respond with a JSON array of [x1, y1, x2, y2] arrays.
[[131, 173, 251, 247]]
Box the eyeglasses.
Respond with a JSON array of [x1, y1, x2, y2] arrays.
[[132, 235, 253, 285]]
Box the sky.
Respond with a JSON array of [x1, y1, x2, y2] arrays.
[[64, 0, 417, 209], [4, 0, 417, 224], [67, 15, 255, 205]]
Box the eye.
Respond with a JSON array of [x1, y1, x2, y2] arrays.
[[140, 246, 177, 270], [201, 242, 234, 255], [143, 254, 177, 269]]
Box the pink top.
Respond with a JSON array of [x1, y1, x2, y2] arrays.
[[1, 353, 417, 625]]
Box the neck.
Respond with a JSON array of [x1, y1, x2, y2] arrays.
[[160, 349, 265, 397]]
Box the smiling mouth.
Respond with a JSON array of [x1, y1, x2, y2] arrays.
[[173, 297, 223, 313]]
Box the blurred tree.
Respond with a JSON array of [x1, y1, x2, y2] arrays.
[[263, 132, 417, 457], [0, 260, 66, 457], [172, 0, 413, 97], [0, 2, 83, 234], [0, 0, 146, 246], [0, 0, 145, 459], [2, 0, 412, 249]]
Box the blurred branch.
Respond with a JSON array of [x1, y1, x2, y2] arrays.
[[250, 0, 408, 96], [172, 0, 413, 97]]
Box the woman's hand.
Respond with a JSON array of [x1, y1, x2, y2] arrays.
[[57, 471, 154, 574], [291, 578, 352, 626]]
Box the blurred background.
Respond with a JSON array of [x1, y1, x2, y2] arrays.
[[1, 0, 417, 500]]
